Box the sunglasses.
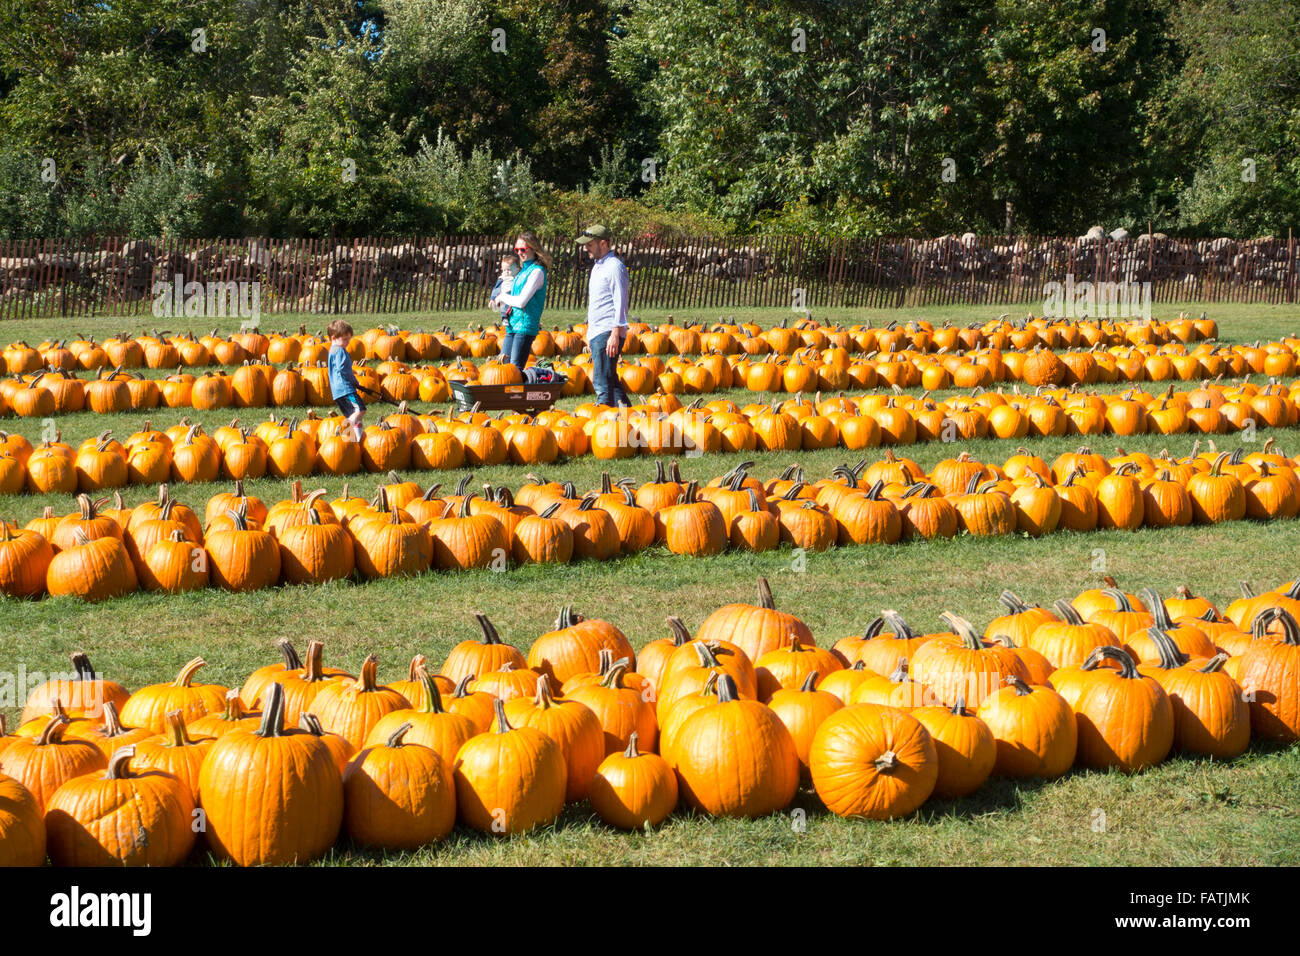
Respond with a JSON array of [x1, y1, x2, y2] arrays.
[[514, 244, 529, 251]]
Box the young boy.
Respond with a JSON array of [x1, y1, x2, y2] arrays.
[[488, 253, 520, 326], [327, 319, 365, 443]]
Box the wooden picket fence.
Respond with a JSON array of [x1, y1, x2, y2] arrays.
[[0, 231, 1296, 321]]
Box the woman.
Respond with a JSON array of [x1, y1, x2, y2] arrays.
[[494, 231, 551, 370]]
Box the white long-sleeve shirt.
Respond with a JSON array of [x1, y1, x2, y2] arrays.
[[586, 252, 629, 343]]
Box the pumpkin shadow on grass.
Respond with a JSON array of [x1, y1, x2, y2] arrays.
[[910, 774, 1055, 821]]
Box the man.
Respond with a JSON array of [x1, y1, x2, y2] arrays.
[[577, 223, 632, 408]]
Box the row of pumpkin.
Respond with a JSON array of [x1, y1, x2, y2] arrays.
[[2, 377, 1298, 497], [1, 314, 1220, 374], [6, 339, 1299, 419], [1, 572, 1297, 866], [3, 437, 1298, 601]]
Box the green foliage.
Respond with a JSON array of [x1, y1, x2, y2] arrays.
[[1162, 0, 1300, 235], [0, 0, 1292, 238]]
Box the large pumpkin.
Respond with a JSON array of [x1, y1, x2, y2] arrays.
[[1057, 647, 1173, 772], [908, 613, 1031, 709], [452, 699, 567, 835], [976, 676, 1077, 779], [45, 746, 195, 867], [809, 703, 938, 820], [198, 683, 343, 866], [441, 612, 528, 687], [694, 577, 814, 663], [0, 772, 46, 866], [503, 674, 605, 802], [342, 722, 456, 850], [311, 654, 411, 750], [1237, 607, 1300, 741], [673, 675, 799, 818]]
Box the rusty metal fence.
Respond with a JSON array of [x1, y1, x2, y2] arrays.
[[0, 231, 1296, 320]]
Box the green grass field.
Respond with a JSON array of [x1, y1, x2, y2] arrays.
[[3, 300, 1299, 866]]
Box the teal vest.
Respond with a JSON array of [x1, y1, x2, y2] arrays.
[[508, 260, 546, 334]]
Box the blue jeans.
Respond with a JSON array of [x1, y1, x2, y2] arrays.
[[501, 331, 535, 370], [590, 331, 631, 407]]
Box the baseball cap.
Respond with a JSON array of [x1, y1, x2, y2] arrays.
[[576, 224, 613, 245]]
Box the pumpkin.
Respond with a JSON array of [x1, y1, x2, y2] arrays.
[[129, 710, 211, 807], [453, 699, 567, 835], [471, 661, 541, 701], [754, 635, 844, 702], [198, 683, 343, 866], [22, 651, 129, 723], [441, 612, 528, 687], [1094, 462, 1145, 530], [910, 697, 996, 798], [589, 732, 678, 829], [976, 676, 1078, 779], [429, 494, 506, 571], [311, 654, 411, 750], [1058, 647, 1174, 772], [271, 640, 353, 724], [654, 480, 726, 556], [694, 576, 814, 664], [657, 638, 758, 714], [241, 639, 305, 710], [767, 672, 844, 778], [564, 658, 658, 756], [66, 701, 154, 758], [1027, 600, 1118, 669], [503, 675, 605, 802], [637, 616, 695, 693], [0, 772, 46, 866], [0, 524, 54, 598], [45, 746, 195, 867], [845, 612, 932, 674], [1237, 607, 1300, 742], [120, 657, 228, 732], [387, 655, 454, 709], [1137, 628, 1249, 758], [206, 508, 281, 591], [527, 606, 636, 685], [673, 675, 799, 818], [366, 664, 477, 766], [909, 613, 1032, 708], [277, 507, 355, 585], [297, 713, 356, 774], [1186, 452, 1246, 523], [187, 690, 260, 739], [342, 722, 456, 850], [46, 528, 138, 601], [809, 703, 938, 820], [0, 716, 107, 812], [984, 590, 1059, 649]]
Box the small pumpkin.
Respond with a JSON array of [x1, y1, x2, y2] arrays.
[[342, 722, 456, 850], [588, 732, 678, 830]]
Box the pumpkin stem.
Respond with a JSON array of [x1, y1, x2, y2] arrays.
[[356, 654, 380, 692], [799, 671, 819, 692], [939, 611, 984, 650], [1051, 599, 1087, 626], [385, 721, 414, 748], [473, 611, 506, 646], [1005, 675, 1033, 696], [1139, 587, 1175, 630], [874, 750, 899, 773], [453, 674, 476, 698], [162, 709, 197, 747], [275, 639, 303, 672], [600, 658, 631, 688], [256, 683, 288, 737], [1145, 627, 1188, 670], [69, 651, 96, 681], [1199, 654, 1230, 674], [998, 590, 1033, 614], [666, 616, 692, 647], [1081, 645, 1140, 678], [951, 695, 967, 715], [715, 673, 740, 703], [105, 745, 137, 780], [623, 731, 641, 759], [492, 697, 512, 733], [172, 657, 206, 687], [755, 576, 776, 609], [35, 714, 71, 746]]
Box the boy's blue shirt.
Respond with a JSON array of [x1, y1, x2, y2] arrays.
[[328, 344, 360, 399], [490, 276, 511, 321]]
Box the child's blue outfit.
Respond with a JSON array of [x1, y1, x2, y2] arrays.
[[329, 343, 365, 416], [489, 277, 512, 322]]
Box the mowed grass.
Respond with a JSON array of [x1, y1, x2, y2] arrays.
[[3, 300, 1300, 866]]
